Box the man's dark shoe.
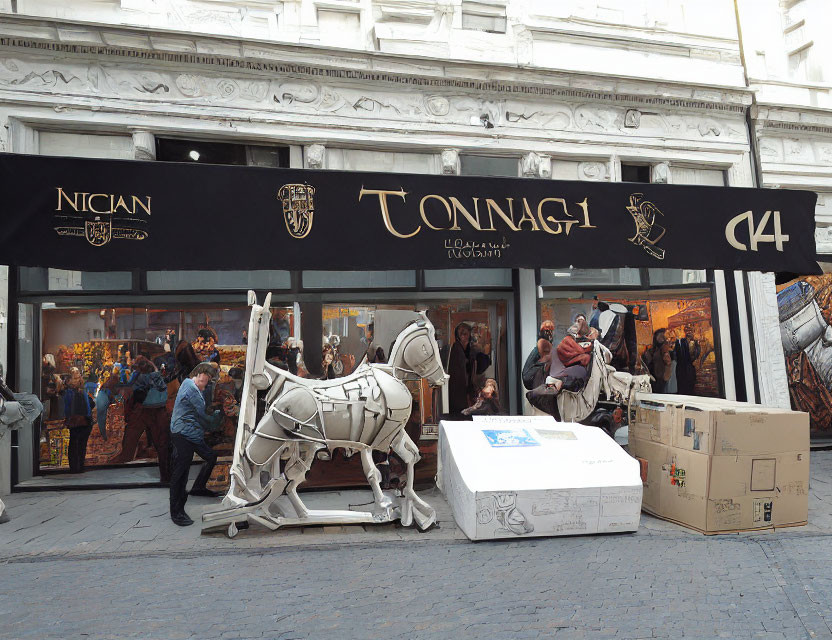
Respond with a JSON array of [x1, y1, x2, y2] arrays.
[[189, 488, 220, 498], [171, 512, 194, 526]]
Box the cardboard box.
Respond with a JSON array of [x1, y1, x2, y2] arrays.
[[439, 418, 642, 540], [629, 395, 809, 533], [631, 394, 808, 457]]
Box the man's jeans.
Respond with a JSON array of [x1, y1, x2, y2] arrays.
[[169, 433, 217, 515]]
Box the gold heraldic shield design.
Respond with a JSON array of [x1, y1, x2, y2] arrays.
[[85, 217, 112, 247], [278, 183, 315, 239]]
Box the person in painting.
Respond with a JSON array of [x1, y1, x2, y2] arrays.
[[644, 329, 673, 394], [448, 322, 476, 416], [522, 320, 555, 391], [194, 328, 221, 364], [204, 367, 243, 455], [321, 344, 337, 380], [462, 378, 501, 417], [674, 324, 701, 395], [169, 363, 223, 526], [127, 357, 171, 482], [63, 367, 93, 473], [174, 340, 201, 384], [567, 313, 591, 339]]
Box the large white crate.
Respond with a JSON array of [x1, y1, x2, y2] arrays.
[[438, 417, 642, 541]]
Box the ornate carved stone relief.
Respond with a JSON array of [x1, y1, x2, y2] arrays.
[[578, 162, 607, 181], [440, 148, 459, 175], [0, 54, 749, 145], [521, 152, 551, 179], [651, 162, 669, 184], [132, 131, 155, 161], [305, 143, 325, 169]]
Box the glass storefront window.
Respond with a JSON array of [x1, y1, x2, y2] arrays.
[[424, 269, 512, 288], [20, 268, 132, 291], [647, 269, 707, 286], [146, 270, 291, 291], [320, 299, 509, 426], [302, 271, 416, 289], [540, 267, 642, 287], [540, 289, 719, 397], [38, 303, 295, 473]]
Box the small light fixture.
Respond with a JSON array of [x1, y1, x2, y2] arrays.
[[188, 150, 201, 161]]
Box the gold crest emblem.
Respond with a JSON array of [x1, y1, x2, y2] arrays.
[[85, 217, 112, 247], [278, 183, 315, 239], [626, 193, 666, 260]]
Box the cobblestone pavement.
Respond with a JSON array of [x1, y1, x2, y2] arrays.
[[0, 452, 830, 639], [2, 531, 832, 639]]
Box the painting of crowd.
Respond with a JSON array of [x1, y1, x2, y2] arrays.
[[38, 306, 302, 479], [778, 272, 832, 437], [537, 293, 719, 401]]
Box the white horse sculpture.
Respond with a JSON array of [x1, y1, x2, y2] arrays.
[[556, 341, 652, 423], [203, 293, 449, 537]]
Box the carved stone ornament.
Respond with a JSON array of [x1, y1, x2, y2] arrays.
[[578, 162, 607, 181], [132, 131, 156, 161], [651, 162, 669, 184], [305, 143, 325, 169], [624, 109, 641, 128], [203, 294, 449, 538], [520, 152, 552, 179], [441, 148, 460, 175]]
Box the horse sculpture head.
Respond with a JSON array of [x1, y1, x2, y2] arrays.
[[388, 312, 449, 387]]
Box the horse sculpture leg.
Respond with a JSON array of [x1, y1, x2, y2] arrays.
[[360, 447, 393, 517], [390, 430, 436, 530], [283, 441, 318, 518]]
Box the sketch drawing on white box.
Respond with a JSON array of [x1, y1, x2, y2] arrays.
[[203, 292, 449, 538], [476, 492, 534, 536]]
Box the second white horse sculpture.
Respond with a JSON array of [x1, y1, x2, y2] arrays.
[[203, 293, 449, 537]]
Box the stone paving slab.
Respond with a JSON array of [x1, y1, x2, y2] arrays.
[[1, 450, 830, 561]]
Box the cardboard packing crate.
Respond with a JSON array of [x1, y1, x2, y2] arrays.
[[629, 394, 809, 534]]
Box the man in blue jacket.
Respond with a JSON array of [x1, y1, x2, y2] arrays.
[[169, 362, 222, 526]]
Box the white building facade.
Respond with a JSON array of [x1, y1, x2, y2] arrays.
[[0, 0, 820, 491]]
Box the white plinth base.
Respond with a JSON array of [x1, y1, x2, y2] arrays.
[[439, 417, 642, 541]]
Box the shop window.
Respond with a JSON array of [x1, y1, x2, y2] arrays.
[[146, 270, 291, 291], [19, 268, 132, 291], [540, 268, 642, 287], [540, 290, 718, 397], [37, 303, 297, 474], [38, 132, 134, 160], [319, 298, 509, 434], [424, 269, 512, 288], [156, 138, 290, 167], [621, 164, 650, 183], [648, 269, 707, 286], [461, 1, 507, 33], [302, 271, 416, 289], [459, 155, 519, 177]]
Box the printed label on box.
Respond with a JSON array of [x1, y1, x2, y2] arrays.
[[481, 429, 540, 448], [534, 429, 577, 441], [753, 499, 773, 524]]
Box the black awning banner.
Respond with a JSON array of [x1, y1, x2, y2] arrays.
[[0, 153, 819, 273]]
